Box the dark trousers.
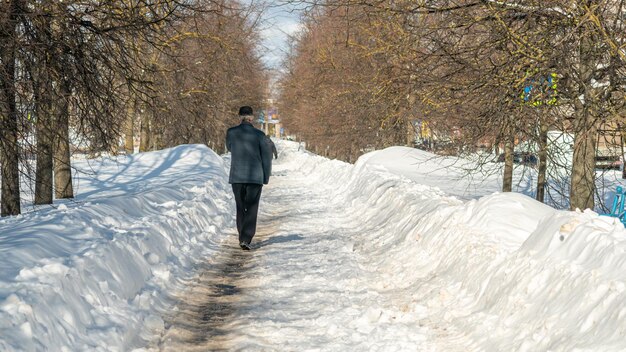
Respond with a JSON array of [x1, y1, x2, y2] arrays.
[[232, 183, 263, 244]]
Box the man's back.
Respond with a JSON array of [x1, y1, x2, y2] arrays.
[[226, 122, 271, 185]]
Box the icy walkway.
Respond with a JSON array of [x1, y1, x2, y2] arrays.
[[157, 152, 449, 351]]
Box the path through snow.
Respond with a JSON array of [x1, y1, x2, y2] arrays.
[[157, 149, 449, 351]]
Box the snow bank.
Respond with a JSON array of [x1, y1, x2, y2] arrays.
[[355, 146, 535, 201], [3, 140, 626, 351], [0, 145, 234, 351], [280, 142, 626, 351], [356, 145, 624, 212]]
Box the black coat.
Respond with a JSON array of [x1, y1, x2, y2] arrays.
[[226, 122, 272, 184]]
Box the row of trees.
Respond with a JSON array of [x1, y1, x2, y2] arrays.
[[279, 5, 409, 163], [279, 0, 625, 210], [0, 0, 267, 217]]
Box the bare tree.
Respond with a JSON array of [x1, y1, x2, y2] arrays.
[[0, 0, 269, 216], [0, 0, 22, 216], [279, 0, 625, 210]]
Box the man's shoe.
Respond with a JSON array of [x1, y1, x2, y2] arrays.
[[239, 242, 251, 250]]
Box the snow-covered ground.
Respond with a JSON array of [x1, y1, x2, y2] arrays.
[[362, 144, 623, 211], [0, 145, 236, 351], [1, 141, 626, 351]]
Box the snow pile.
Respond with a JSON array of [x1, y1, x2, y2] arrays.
[[355, 146, 535, 200], [279, 141, 626, 351], [357, 145, 623, 211], [0, 145, 234, 351], [2, 140, 626, 351]]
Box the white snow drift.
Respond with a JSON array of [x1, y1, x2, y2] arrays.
[[0, 141, 625, 351], [0, 145, 236, 351]]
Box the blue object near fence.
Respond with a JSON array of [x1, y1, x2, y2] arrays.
[[604, 186, 626, 224]]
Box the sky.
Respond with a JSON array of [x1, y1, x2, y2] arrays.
[[254, 1, 305, 69]]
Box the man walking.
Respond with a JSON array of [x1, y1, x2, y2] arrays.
[[226, 106, 272, 250], [265, 136, 278, 159]]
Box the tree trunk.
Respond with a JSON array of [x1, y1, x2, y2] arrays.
[[569, 30, 599, 211], [0, 0, 21, 216], [34, 91, 55, 205], [406, 117, 414, 147], [150, 114, 161, 151], [570, 114, 598, 210], [139, 107, 151, 152], [502, 135, 514, 192], [536, 121, 549, 202], [617, 124, 626, 179], [34, 16, 54, 205], [125, 96, 135, 154], [54, 78, 73, 199]]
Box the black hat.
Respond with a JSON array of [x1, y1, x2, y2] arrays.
[[238, 106, 253, 116]]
